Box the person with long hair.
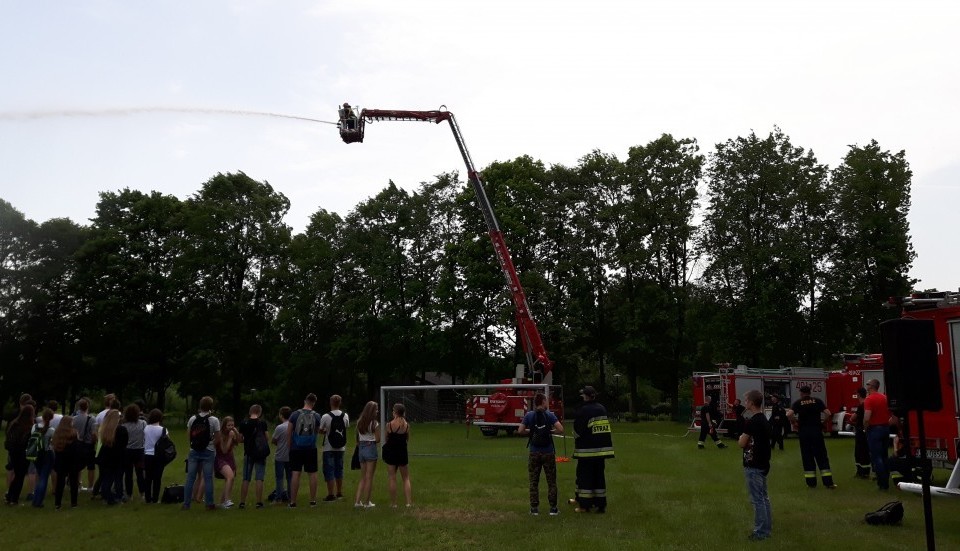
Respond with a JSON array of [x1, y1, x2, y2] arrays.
[[215, 416, 240, 508], [31, 408, 55, 507], [97, 410, 128, 506], [52, 415, 82, 509], [142, 409, 167, 504], [5, 393, 31, 489], [4, 404, 35, 505], [353, 401, 380, 508], [382, 403, 413, 508], [122, 403, 147, 501]]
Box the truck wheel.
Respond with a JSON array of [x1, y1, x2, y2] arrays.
[[480, 426, 498, 437]]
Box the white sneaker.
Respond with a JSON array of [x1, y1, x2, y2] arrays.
[[354, 502, 364, 508], [221, 500, 234, 509], [365, 501, 376, 508]]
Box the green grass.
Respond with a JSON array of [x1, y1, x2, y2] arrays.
[[2, 422, 959, 550]]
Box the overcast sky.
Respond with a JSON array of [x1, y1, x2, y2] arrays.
[[1, 1, 957, 291]]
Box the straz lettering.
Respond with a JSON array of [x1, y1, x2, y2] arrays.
[[589, 419, 612, 434]]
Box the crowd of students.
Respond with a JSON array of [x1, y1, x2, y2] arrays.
[[3, 392, 414, 510]]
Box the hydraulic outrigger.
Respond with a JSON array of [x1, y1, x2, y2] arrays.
[[338, 105, 553, 384]]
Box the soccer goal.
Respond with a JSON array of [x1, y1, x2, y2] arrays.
[[379, 383, 562, 440]]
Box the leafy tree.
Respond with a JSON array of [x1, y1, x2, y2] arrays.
[[821, 141, 915, 353]]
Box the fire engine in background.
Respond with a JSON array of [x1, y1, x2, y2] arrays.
[[883, 291, 960, 468], [826, 353, 885, 434], [339, 106, 562, 436], [691, 364, 829, 435]]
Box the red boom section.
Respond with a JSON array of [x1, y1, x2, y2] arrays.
[[354, 108, 554, 383]]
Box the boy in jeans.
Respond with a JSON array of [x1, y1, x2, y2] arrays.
[[238, 404, 269, 509], [271, 407, 292, 503], [739, 389, 773, 541]]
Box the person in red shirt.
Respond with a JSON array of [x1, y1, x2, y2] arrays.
[[863, 379, 890, 490]]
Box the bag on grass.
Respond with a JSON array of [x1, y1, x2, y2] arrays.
[[350, 446, 361, 470], [865, 501, 904, 525], [156, 427, 177, 466], [161, 484, 185, 504]]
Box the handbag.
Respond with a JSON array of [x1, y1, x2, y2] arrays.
[[350, 445, 361, 470], [161, 484, 185, 504], [156, 427, 177, 466]]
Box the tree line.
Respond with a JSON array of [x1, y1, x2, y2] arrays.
[[0, 128, 915, 418]]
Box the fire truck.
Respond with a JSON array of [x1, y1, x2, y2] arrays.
[[825, 353, 885, 434], [691, 364, 830, 435], [339, 106, 562, 436], [882, 291, 960, 468]]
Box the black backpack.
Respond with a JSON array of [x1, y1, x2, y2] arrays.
[[865, 501, 904, 526], [250, 421, 270, 460], [529, 410, 552, 448], [156, 428, 178, 465], [327, 412, 347, 449], [189, 415, 212, 451]]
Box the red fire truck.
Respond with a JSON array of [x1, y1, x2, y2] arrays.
[[825, 353, 885, 434], [883, 291, 960, 468], [691, 364, 830, 435], [339, 106, 562, 436]]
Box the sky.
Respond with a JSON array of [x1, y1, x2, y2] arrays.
[[1, 1, 957, 291]]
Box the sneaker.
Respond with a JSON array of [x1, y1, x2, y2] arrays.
[[530, 506, 539, 516], [323, 495, 337, 502], [574, 507, 590, 513], [549, 507, 559, 516], [354, 502, 364, 508], [365, 502, 376, 508], [238, 502, 246, 509], [717, 442, 727, 449], [309, 501, 317, 507], [825, 484, 838, 490], [255, 502, 264, 509], [288, 502, 297, 508], [80, 486, 89, 492], [567, 498, 578, 505], [336, 494, 344, 501], [221, 500, 234, 509], [697, 443, 705, 449]]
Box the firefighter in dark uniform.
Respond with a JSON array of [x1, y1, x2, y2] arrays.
[[787, 385, 836, 488], [570, 386, 614, 513], [852, 387, 871, 478], [768, 394, 786, 451], [698, 395, 727, 449]]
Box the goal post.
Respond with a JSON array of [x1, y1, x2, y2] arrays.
[[379, 383, 559, 441]]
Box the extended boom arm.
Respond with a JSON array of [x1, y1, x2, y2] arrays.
[[340, 107, 554, 383]]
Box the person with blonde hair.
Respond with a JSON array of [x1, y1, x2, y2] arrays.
[[52, 415, 82, 509], [353, 401, 380, 508], [97, 410, 128, 506]]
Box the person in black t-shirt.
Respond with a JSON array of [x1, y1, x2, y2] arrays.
[[238, 404, 269, 509], [767, 395, 786, 451], [739, 390, 772, 541]]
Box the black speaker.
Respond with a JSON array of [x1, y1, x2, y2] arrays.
[[879, 318, 942, 412]]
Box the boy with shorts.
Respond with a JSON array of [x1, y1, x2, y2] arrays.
[[238, 404, 269, 509]]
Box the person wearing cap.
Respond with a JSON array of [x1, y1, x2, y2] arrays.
[[697, 395, 727, 450], [862, 379, 890, 490], [569, 386, 614, 513], [786, 386, 836, 488], [340, 102, 357, 130]]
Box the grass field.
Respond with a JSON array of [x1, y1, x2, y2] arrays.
[[2, 421, 958, 550]]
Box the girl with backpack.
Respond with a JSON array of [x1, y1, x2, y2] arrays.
[[382, 403, 413, 508], [52, 415, 82, 509], [3, 404, 35, 505], [142, 409, 167, 504], [30, 408, 55, 508], [353, 401, 380, 508]]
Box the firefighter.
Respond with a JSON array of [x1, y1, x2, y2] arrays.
[[851, 387, 871, 478], [697, 395, 727, 450], [340, 103, 357, 130], [786, 385, 836, 488], [768, 395, 786, 451], [569, 386, 614, 513]]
